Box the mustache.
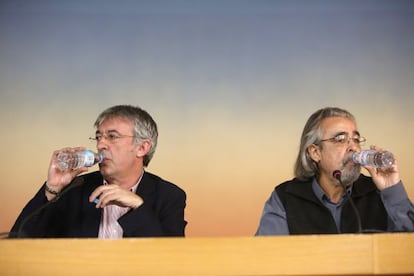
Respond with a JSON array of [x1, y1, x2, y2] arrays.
[[342, 152, 355, 166], [343, 152, 351, 163], [99, 151, 112, 160]]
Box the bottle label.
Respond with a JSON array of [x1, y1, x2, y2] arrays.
[[353, 150, 375, 166], [83, 150, 96, 167]]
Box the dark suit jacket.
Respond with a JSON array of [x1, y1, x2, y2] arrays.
[[10, 171, 187, 238]]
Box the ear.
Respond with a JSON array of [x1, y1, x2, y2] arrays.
[[136, 140, 151, 158], [307, 144, 321, 163]]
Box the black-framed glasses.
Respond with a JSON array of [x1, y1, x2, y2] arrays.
[[89, 132, 135, 144], [319, 133, 366, 145]]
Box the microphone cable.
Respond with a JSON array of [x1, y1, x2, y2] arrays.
[[14, 177, 84, 238], [333, 170, 363, 233]]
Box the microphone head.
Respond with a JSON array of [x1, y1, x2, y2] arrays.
[[332, 170, 342, 180]]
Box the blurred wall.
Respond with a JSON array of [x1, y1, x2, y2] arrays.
[[1, 0, 413, 236]]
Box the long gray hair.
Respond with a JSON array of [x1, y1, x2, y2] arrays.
[[294, 107, 356, 180], [94, 105, 158, 167]]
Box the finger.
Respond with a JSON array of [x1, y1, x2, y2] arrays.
[[96, 189, 117, 208], [60, 146, 86, 152], [71, 167, 88, 177], [364, 166, 377, 177], [89, 185, 107, 203]]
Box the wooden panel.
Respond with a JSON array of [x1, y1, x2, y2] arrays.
[[0, 234, 413, 275], [373, 233, 414, 274]]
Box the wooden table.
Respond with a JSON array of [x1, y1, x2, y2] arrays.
[[1, 233, 413, 275]]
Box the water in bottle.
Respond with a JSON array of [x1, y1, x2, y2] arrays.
[[57, 150, 104, 171], [351, 150, 394, 168]]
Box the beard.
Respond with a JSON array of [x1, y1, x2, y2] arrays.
[[339, 164, 361, 186]]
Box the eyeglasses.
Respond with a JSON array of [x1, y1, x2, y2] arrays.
[[319, 133, 366, 145], [89, 132, 135, 143]]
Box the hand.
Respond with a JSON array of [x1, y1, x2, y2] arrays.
[[89, 184, 144, 209], [46, 147, 88, 196], [363, 145, 401, 191]]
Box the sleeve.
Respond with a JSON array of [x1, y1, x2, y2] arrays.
[[9, 183, 59, 238], [380, 181, 414, 232], [255, 189, 290, 236]]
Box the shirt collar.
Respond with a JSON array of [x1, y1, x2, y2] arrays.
[[103, 170, 145, 193], [312, 177, 352, 204]]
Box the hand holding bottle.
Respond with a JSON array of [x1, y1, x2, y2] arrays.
[[45, 147, 90, 199], [359, 146, 401, 191]]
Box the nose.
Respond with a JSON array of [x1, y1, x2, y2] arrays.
[[96, 137, 109, 151], [347, 138, 361, 152]]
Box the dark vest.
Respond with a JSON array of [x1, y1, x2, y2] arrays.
[[276, 174, 387, 234]]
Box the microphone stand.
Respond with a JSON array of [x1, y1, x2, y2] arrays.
[[333, 170, 363, 233]]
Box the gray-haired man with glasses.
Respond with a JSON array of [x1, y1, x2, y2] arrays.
[[10, 105, 187, 238], [256, 107, 413, 235]]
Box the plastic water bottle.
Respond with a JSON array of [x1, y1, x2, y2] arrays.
[[351, 150, 394, 168], [57, 150, 104, 171]]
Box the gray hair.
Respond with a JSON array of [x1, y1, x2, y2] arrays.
[[94, 105, 158, 167], [294, 107, 356, 180]]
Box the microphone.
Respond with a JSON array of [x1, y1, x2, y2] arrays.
[[333, 170, 362, 233], [12, 177, 84, 238], [332, 170, 342, 182]]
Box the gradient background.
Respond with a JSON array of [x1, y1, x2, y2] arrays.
[[1, 0, 413, 237]]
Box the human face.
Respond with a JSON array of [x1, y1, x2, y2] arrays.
[[94, 117, 139, 179], [311, 116, 362, 186]]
